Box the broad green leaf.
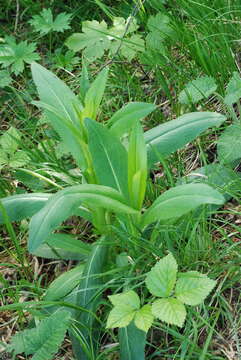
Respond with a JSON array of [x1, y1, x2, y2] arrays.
[[109, 291, 140, 309], [152, 298, 186, 327], [106, 305, 136, 328], [0, 126, 21, 153], [128, 121, 147, 209], [9, 150, 29, 167], [71, 235, 108, 360], [134, 305, 154, 333], [179, 76, 217, 105], [109, 102, 156, 138], [224, 71, 241, 105], [217, 124, 241, 164], [145, 253, 177, 297], [119, 322, 146, 360], [145, 112, 226, 168], [31, 63, 86, 169], [85, 118, 128, 198], [7, 310, 71, 359], [0, 193, 52, 224], [82, 67, 108, 120], [66, 20, 110, 60], [29, 184, 138, 252], [34, 233, 91, 260], [110, 34, 145, 61], [0, 69, 12, 87], [175, 271, 216, 306], [142, 183, 224, 226], [44, 264, 84, 301]]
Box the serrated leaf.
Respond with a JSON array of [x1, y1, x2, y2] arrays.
[[29, 8, 71, 35], [224, 71, 241, 105], [106, 305, 136, 328], [152, 298, 186, 327], [179, 76, 217, 105], [0, 36, 39, 75], [0, 127, 21, 153], [110, 34, 144, 61], [7, 310, 71, 359], [175, 271, 216, 306], [66, 20, 110, 60], [9, 150, 30, 167], [134, 305, 153, 332], [217, 124, 241, 164], [146, 13, 173, 46], [108, 291, 140, 309], [0, 69, 12, 87], [145, 253, 178, 297]]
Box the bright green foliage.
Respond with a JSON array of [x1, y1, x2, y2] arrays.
[[175, 271, 217, 306], [107, 291, 153, 332], [52, 49, 80, 71], [0, 69, 12, 87], [145, 253, 178, 297], [146, 13, 173, 48], [29, 8, 72, 35], [179, 76, 217, 105], [66, 17, 144, 61], [0, 36, 39, 75], [108, 254, 216, 330], [7, 311, 71, 359], [217, 124, 241, 164], [224, 71, 241, 105], [0, 127, 29, 169], [152, 298, 186, 327]]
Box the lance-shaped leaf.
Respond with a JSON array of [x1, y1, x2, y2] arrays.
[[128, 121, 147, 209], [142, 183, 224, 226], [0, 193, 52, 223], [85, 118, 128, 198], [145, 112, 226, 168], [29, 184, 138, 252], [44, 264, 84, 301], [31, 63, 86, 169], [145, 253, 177, 297], [119, 322, 146, 360], [175, 271, 216, 306], [109, 102, 156, 138], [152, 298, 186, 327]]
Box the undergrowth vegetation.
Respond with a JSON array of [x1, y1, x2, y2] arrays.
[[0, 0, 240, 359]]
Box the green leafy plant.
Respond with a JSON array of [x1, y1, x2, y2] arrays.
[[107, 253, 216, 330], [29, 8, 72, 35], [52, 48, 80, 71], [179, 76, 218, 105], [0, 127, 30, 170], [66, 17, 145, 61], [0, 69, 12, 87], [0, 36, 39, 75], [0, 62, 226, 359]]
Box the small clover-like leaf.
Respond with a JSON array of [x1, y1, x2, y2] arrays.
[[152, 298, 186, 327], [224, 71, 241, 106], [106, 305, 136, 329], [145, 253, 178, 297], [175, 271, 216, 306], [134, 304, 154, 333], [179, 76, 217, 105], [108, 290, 140, 310]]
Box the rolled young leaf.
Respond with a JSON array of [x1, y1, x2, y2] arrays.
[[142, 183, 225, 226], [29, 184, 138, 253], [145, 112, 226, 168]]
